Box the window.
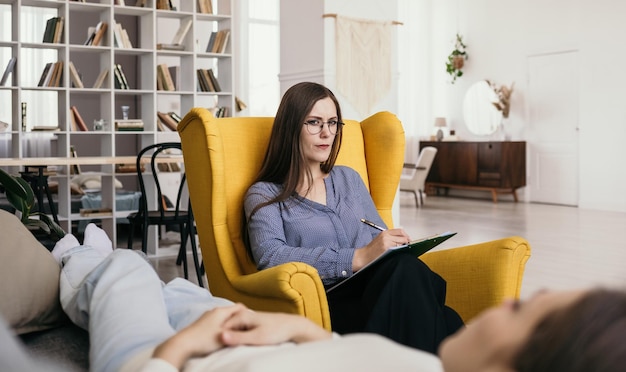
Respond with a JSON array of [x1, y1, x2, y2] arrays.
[[239, 0, 280, 116]]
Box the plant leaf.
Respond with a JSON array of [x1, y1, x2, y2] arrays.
[[0, 168, 28, 199], [36, 213, 66, 240], [14, 176, 35, 210]]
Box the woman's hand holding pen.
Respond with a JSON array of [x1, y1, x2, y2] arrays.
[[352, 228, 411, 271]]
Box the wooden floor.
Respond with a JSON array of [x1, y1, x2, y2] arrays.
[[398, 194, 626, 299], [151, 194, 626, 300]]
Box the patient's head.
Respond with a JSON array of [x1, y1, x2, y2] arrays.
[[439, 288, 626, 372]]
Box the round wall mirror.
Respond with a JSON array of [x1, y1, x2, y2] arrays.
[[463, 80, 503, 135]]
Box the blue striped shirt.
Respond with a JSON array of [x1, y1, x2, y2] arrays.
[[244, 166, 386, 286]]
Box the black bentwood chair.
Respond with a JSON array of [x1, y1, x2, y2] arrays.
[[127, 142, 204, 286]]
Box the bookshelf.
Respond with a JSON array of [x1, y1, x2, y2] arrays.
[[0, 0, 236, 255]]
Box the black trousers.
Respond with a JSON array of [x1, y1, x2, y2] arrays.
[[325, 253, 463, 354]]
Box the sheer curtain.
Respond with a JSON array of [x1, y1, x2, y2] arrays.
[[238, 0, 280, 116], [19, 6, 59, 132]]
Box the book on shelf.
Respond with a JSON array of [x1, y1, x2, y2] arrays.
[[115, 0, 126, 5], [113, 64, 129, 90], [156, 43, 185, 51], [38, 61, 64, 87], [168, 66, 180, 91], [115, 119, 144, 131], [206, 29, 230, 54], [80, 208, 113, 217], [170, 18, 192, 46], [197, 0, 213, 14], [235, 96, 247, 112], [85, 21, 108, 46], [168, 111, 182, 123], [156, 64, 176, 91], [68, 61, 84, 88], [0, 57, 17, 86], [70, 106, 89, 131], [207, 68, 221, 91], [156, 0, 174, 10], [93, 69, 109, 89], [51, 61, 64, 87], [196, 68, 221, 92], [113, 22, 133, 48], [43, 17, 64, 43], [210, 106, 229, 118], [157, 111, 178, 131], [32, 126, 60, 131]]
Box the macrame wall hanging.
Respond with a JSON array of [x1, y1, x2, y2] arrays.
[[325, 14, 402, 117]]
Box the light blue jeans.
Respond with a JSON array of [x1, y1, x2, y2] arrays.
[[59, 247, 233, 372]]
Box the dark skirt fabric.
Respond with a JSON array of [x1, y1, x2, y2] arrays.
[[325, 253, 463, 354]]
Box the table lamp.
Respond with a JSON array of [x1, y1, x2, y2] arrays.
[[434, 117, 447, 141]]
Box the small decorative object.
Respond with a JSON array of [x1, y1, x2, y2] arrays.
[[93, 119, 107, 131], [487, 80, 515, 118], [445, 33, 468, 84], [121, 105, 130, 120], [434, 117, 447, 141]]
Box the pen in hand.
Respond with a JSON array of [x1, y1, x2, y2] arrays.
[[360, 218, 386, 231]]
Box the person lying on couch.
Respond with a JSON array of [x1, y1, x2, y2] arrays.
[[2, 224, 625, 372]]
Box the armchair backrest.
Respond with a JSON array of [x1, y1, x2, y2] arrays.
[[178, 108, 405, 296]]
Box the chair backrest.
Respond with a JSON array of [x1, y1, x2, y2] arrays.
[[135, 142, 186, 218], [403, 146, 437, 190], [177, 108, 405, 297]]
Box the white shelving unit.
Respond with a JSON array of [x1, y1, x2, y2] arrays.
[[0, 0, 235, 254]]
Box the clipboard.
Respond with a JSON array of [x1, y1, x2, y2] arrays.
[[326, 231, 457, 293]]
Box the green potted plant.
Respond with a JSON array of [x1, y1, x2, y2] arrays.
[[0, 168, 66, 247], [445, 33, 468, 84]]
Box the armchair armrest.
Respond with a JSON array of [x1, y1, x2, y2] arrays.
[[231, 262, 331, 330], [421, 236, 531, 322]]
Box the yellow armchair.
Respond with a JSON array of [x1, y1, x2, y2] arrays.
[[178, 108, 530, 329]]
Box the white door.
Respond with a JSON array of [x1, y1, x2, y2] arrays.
[[527, 51, 579, 206]]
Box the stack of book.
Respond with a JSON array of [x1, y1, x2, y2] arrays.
[[43, 17, 64, 43], [38, 61, 64, 87], [196, 68, 221, 92], [115, 119, 144, 131], [205, 29, 230, 54]]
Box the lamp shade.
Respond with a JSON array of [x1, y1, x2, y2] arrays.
[[434, 117, 447, 127]]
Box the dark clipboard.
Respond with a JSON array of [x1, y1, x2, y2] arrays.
[[326, 231, 457, 293]]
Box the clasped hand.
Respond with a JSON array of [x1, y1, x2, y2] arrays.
[[152, 303, 331, 368]]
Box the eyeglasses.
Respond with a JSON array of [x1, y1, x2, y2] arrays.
[[303, 119, 344, 135]]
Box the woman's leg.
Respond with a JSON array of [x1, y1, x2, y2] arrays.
[[326, 253, 463, 353], [60, 248, 176, 372], [162, 277, 234, 331]]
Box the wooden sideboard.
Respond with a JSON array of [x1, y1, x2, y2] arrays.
[[419, 141, 526, 202]]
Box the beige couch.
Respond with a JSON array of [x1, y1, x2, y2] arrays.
[[0, 209, 88, 371]]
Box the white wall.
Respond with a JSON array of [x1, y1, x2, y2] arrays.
[[279, 0, 626, 213], [400, 0, 626, 212]]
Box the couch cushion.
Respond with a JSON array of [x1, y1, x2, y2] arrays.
[[0, 209, 66, 334]]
